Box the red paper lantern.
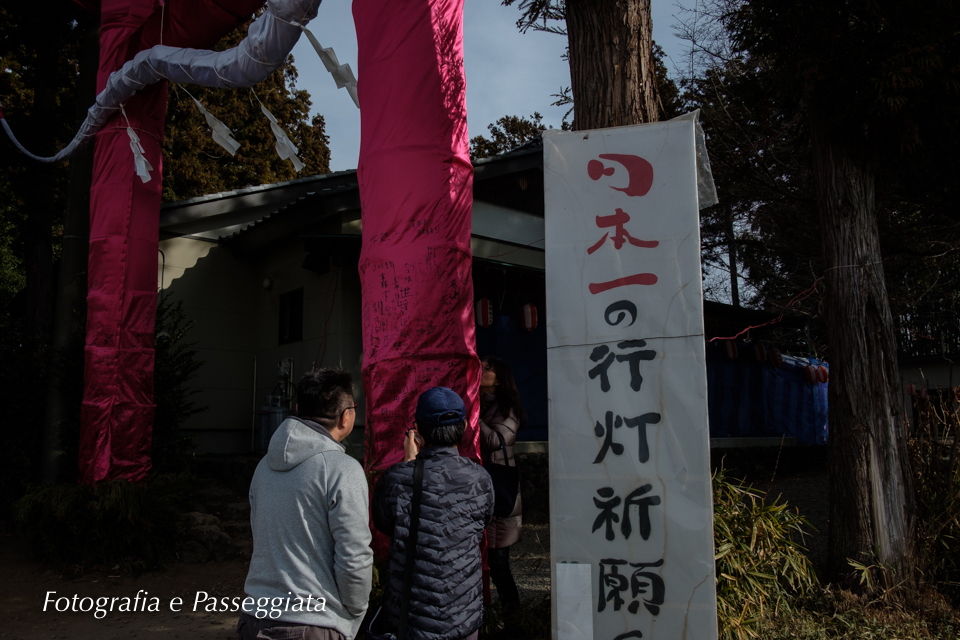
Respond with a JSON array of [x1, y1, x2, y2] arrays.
[[919, 387, 929, 400], [476, 298, 493, 329], [817, 365, 829, 384], [721, 339, 738, 360], [522, 302, 538, 331], [769, 348, 784, 368], [804, 364, 819, 384], [752, 342, 767, 363]]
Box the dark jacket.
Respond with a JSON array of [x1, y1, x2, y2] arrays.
[[478, 394, 523, 548], [373, 446, 495, 640]]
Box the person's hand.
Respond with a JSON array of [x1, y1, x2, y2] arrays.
[[479, 392, 494, 411], [403, 429, 421, 462]]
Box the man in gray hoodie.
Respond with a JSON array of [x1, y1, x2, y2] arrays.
[[238, 368, 373, 640]]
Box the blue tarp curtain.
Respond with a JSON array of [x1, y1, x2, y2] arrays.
[[706, 341, 828, 445]]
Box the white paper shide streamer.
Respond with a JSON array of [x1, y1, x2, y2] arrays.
[[126, 127, 154, 183], [300, 26, 359, 108], [260, 104, 304, 172], [192, 98, 241, 156]]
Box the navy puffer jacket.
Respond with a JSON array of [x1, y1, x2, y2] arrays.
[[373, 446, 495, 640]]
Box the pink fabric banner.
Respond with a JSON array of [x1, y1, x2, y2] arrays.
[[354, 0, 480, 553], [78, 0, 261, 484]]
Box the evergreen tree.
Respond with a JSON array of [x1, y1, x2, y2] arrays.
[[470, 112, 546, 159], [162, 23, 331, 202], [682, 0, 960, 588]]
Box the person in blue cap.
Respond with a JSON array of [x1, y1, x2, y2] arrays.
[[372, 386, 495, 640]]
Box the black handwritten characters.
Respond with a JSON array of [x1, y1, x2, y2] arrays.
[[599, 558, 665, 615], [593, 411, 660, 464], [589, 341, 657, 393], [592, 485, 662, 541], [582, 152, 666, 640]]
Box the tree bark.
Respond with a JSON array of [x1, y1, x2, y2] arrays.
[[727, 206, 740, 307], [566, 0, 658, 131], [41, 19, 98, 484], [22, 36, 59, 344], [813, 125, 916, 588]]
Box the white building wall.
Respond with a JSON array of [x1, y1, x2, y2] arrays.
[[159, 232, 366, 454]]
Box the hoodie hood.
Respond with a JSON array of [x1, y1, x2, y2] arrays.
[[267, 417, 344, 472]]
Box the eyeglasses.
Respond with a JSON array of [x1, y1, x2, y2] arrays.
[[340, 404, 358, 419], [481, 364, 494, 372]]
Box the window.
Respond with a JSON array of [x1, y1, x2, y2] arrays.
[[279, 288, 304, 344]]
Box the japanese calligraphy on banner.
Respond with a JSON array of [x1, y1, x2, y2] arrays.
[[544, 114, 718, 640]]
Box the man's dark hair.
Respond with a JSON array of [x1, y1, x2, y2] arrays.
[[418, 418, 466, 447], [297, 368, 354, 421]]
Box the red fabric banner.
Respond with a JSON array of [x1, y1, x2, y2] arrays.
[[78, 0, 261, 484], [354, 0, 481, 554]]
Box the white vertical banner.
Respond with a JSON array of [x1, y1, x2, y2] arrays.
[[545, 117, 718, 640]]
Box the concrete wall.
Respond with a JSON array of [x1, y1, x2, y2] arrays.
[[159, 232, 365, 454], [159, 237, 260, 453], [900, 357, 960, 419]]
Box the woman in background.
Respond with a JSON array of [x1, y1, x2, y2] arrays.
[[479, 355, 526, 612]]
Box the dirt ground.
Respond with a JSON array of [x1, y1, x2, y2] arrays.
[[0, 522, 552, 640], [1, 445, 826, 640], [1, 534, 250, 640]]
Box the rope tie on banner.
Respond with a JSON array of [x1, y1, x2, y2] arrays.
[[708, 260, 891, 343], [709, 279, 823, 343], [241, 47, 286, 68]]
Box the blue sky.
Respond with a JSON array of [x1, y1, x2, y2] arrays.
[[292, 2, 694, 171]]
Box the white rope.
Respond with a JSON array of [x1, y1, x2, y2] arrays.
[[0, 0, 357, 164]]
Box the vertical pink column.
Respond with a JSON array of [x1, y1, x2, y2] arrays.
[[354, 0, 480, 551], [80, 0, 167, 484], [78, 0, 262, 484]]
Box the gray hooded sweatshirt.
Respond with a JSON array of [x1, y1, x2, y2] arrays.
[[244, 417, 372, 639]]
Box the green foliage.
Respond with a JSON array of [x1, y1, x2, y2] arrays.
[[682, 1, 960, 357], [713, 468, 817, 640], [0, 219, 25, 304], [502, 0, 566, 36], [162, 22, 331, 202], [748, 587, 959, 639], [0, 1, 93, 338], [14, 472, 192, 571], [152, 297, 205, 473], [0, 314, 47, 526], [470, 113, 546, 159], [910, 389, 960, 605], [726, 0, 960, 149]]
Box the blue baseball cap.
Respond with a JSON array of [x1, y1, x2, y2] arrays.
[[415, 386, 466, 426]]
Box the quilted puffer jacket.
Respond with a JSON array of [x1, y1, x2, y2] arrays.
[[373, 446, 495, 640]]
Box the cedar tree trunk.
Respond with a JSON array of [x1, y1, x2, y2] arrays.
[[23, 41, 59, 343], [41, 19, 98, 484], [566, 0, 658, 130], [813, 125, 916, 588]]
